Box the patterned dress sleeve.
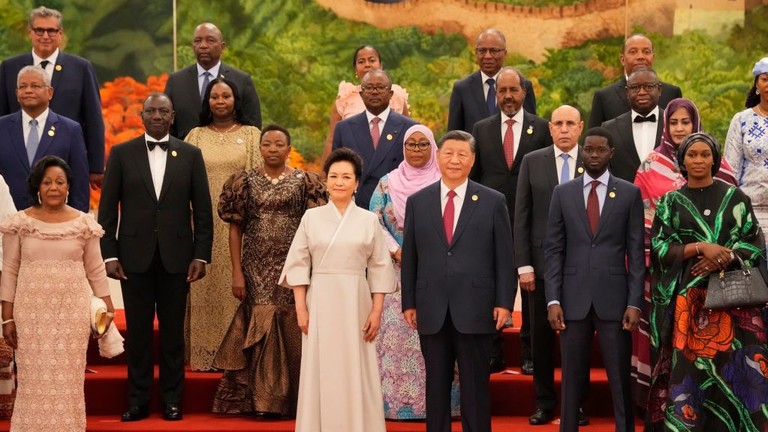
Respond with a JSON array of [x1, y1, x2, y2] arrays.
[[724, 111, 746, 185], [390, 84, 410, 114], [218, 170, 249, 228], [335, 81, 358, 119], [369, 177, 400, 253], [184, 127, 202, 145], [302, 171, 328, 210]]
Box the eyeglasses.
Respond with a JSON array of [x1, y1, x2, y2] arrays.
[[31, 27, 60, 36], [625, 83, 660, 93], [361, 85, 390, 94], [404, 141, 431, 151], [475, 48, 505, 56]]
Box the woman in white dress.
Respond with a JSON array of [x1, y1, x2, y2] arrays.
[[279, 148, 397, 432]]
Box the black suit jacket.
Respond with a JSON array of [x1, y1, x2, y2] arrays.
[[164, 62, 262, 139], [448, 70, 537, 133], [470, 111, 552, 228], [0, 52, 105, 174], [514, 145, 584, 274], [331, 110, 418, 209], [401, 180, 515, 335], [98, 136, 213, 274], [601, 109, 664, 183], [588, 77, 681, 128]]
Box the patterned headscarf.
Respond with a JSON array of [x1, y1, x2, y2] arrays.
[[386, 125, 441, 228], [677, 132, 722, 180]]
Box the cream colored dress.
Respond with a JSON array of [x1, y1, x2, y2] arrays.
[[184, 125, 262, 371], [279, 203, 397, 432], [0, 211, 109, 432]]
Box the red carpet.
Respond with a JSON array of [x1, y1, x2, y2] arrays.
[[0, 311, 640, 431]]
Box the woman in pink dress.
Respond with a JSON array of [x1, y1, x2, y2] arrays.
[[321, 45, 411, 163], [0, 156, 114, 432]]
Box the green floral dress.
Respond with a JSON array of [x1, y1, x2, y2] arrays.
[[649, 181, 768, 431]]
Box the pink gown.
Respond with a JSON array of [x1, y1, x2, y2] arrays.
[[0, 211, 109, 432]]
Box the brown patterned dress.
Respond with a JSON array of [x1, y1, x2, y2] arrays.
[[212, 168, 327, 416]]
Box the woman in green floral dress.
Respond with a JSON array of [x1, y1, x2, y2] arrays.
[[649, 132, 768, 431]]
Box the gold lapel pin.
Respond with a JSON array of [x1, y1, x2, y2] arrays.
[[386, 133, 393, 141], [47, 130, 55, 136], [527, 126, 533, 135], [171, 150, 177, 157], [609, 191, 616, 198], [577, 167, 584, 174], [55, 64, 62, 71], [471, 194, 478, 201]]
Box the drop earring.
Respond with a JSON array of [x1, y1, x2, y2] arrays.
[[65, 192, 69, 204], [37, 192, 41, 204]]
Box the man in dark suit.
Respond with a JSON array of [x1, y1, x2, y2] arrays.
[[0, 66, 89, 211], [448, 28, 536, 133], [602, 68, 664, 183], [0, 6, 105, 189], [544, 127, 644, 432], [588, 34, 681, 128], [98, 93, 213, 422], [164, 22, 261, 139], [471, 66, 552, 373], [332, 69, 418, 209], [515, 105, 590, 426], [402, 130, 515, 432]]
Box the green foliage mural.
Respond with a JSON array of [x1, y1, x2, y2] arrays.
[[0, 0, 765, 161]]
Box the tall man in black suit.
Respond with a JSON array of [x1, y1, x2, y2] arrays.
[[602, 68, 664, 183], [471, 67, 552, 373], [515, 105, 589, 426], [402, 130, 515, 432], [98, 93, 213, 422], [588, 34, 681, 128], [164, 22, 261, 139], [448, 28, 536, 133], [545, 127, 644, 432], [332, 69, 418, 209], [0, 6, 105, 189]]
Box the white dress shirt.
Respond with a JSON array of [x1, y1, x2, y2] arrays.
[[365, 107, 391, 134], [631, 106, 660, 163], [21, 108, 49, 148], [481, 71, 501, 102], [582, 169, 610, 214], [32, 48, 59, 77], [440, 179, 468, 236], [500, 109, 524, 159], [196, 61, 221, 95], [554, 145, 581, 184], [145, 133, 169, 198]]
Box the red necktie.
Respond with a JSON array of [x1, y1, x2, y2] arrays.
[[444, 190, 456, 244], [371, 117, 381, 149], [503, 119, 515, 169], [586, 180, 600, 234]]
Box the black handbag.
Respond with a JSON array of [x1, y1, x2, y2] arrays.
[[705, 254, 768, 310]]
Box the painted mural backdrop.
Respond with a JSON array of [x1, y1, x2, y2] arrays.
[[1, 0, 767, 168]]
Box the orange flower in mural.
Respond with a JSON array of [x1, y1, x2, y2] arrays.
[[673, 287, 734, 362]]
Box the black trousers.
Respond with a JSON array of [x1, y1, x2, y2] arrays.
[[121, 247, 189, 407], [420, 311, 494, 432]]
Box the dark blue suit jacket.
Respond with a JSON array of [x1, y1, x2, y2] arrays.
[[331, 110, 417, 209], [0, 110, 89, 211], [544, 174, 644, 322], [401, 180, 516, 335], [0, 52, 105, 174], [447, 70, 537, 133]]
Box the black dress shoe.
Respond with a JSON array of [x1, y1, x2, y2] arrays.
[[578, 408, 590, 426], [529, 407, 554, 425], [521, 359, 534, 375], [121, 405, 149, 422], [163, 403, 183, 421], [489, 358, 506, 373]]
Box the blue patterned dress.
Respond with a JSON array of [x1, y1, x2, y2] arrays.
[[725, 108, 768, 230]]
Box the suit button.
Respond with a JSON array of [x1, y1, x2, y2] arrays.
[[447, 252, 452, 256]]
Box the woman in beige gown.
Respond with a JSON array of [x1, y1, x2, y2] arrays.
[[185, 77, 262, 371], [0, 156, 114, 432], [280, 148, 397, 432]]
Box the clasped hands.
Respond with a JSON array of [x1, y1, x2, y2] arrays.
[[690, 242, 734, 278]]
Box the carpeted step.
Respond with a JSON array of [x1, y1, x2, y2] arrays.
[[501, 326, 605, 368]]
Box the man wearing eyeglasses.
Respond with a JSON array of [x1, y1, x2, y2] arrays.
[[601, 68, 664, 182], [0, 6, 105, 190], [447, 28, 537, 134], [332, 69, 418, 209], [588, 34, 682, 129]]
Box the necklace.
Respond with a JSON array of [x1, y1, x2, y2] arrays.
[[209, 123, 238, 140], [264, 168, 288, 185], [757, 104, 768, 118]]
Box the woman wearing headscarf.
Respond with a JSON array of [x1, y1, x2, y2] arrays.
[[369, 125, 459, 419], [648, 133, 768, 431], [725, 57, 768, 230], [633, 99, 736, 406]]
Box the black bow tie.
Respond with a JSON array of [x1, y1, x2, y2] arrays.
[[147, 140, 168, 151], [634, 114, 657, 123]]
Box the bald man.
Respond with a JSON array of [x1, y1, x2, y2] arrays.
[[588, 34, 681, 128], [164, 22, 261, 139]]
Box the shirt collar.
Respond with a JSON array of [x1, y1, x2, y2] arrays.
[[21, 108, 49, 126], [481, 70, 500, 83], [554, 144, 579, 160], [197, 61, 221, 78], [585, 169, 610, 187], [501, 108, 525, 124], [32, 48, 59, 67], [440, 179, 469, 200], [366, 107, 391, 125], [631, 106, 660, 122], [144, 133, 170, 144]]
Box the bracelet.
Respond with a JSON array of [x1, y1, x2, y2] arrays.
[[106, 311, 115, 318], [695, 243, 701, 255], [1, 319, 14, 325]]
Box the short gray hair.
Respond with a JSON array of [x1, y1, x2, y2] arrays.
[[438, 130, 476, 153], [29, 6, 63, 29], [17, 65, 51, 87]]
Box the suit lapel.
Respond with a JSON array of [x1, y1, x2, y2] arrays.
[[574, 150, 585, 178], [593, 176, 620, 238], [350, 114, 375, 171], [654, 108, 665, 147], [368, 114, 403, 174], [34, 112, 58, 161], [157, 138, 181, 202], [450, 182, 479, 248], [470, 72, 490, 119], [569, 177, 592, 237], [8, 113, 30, 169], [612, 78, 629, 109], [513, 112, 538, 172], [427, 183, 449, 249], [544, 149, 559, 191], [130, 138, 158, 202], [619, 114, 641, 166], [50, 53, 66, 89]]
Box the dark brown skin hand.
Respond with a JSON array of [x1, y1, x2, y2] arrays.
[[105, 260, 127, 280], [187, 261, 207, 282]]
